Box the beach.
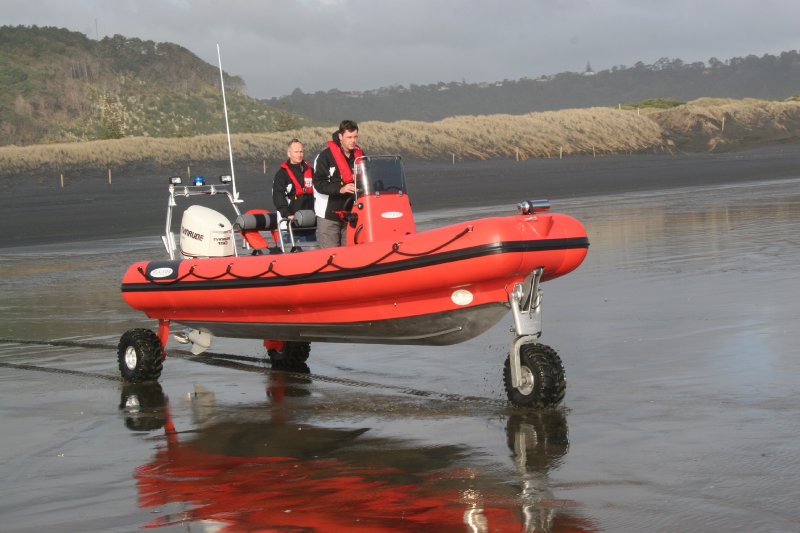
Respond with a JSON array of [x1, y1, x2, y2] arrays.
[[1, 146, 799, 531], [2, 143, 800, 247]]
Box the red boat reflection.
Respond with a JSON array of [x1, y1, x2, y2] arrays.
[[120, 375, 596, 532]]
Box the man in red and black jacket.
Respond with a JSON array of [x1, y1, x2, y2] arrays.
[[313, 120, 364, 248], [272, 138, 315, 223]]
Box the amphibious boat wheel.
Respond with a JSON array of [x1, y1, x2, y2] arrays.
[[503, 343, 566, 408], [118, 328, 164, 383], [267, 341, 311, 366]]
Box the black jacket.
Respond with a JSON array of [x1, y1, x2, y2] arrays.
[[313, 133, 360, 221], [272, 160, 314, 218]]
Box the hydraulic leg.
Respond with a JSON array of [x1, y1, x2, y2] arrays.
[[508, 268, 543, 390], [157, 319, 171, 360]]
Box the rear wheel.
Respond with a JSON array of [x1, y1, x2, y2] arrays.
[[118, 328, 164, 383], [267, 341, 311, 366], [503, 343, 566, 408]]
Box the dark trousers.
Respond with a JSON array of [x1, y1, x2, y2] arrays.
[[316, 216, 347, 248]]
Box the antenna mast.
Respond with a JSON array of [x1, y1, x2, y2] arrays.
[[217, 44, 240, 201]]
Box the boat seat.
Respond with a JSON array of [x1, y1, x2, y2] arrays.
[[234, 209, 317, 253], [286, 210, 316, 229], [234, 210, 279, 251], [278, 210, 317, 252], [234, 211, 279, 232]]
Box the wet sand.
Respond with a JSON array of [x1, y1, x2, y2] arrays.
[[2, 143, 800, 247], [1, 148, 799, 531]]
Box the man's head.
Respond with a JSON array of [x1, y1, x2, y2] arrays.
[[337, 120, 359, 153], [287, 138, 304, 164]]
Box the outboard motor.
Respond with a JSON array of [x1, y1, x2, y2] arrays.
[[179, 205, 235, 258]]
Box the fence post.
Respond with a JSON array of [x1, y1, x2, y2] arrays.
[[263, 159, 267, 174], [60, 173, 64, 188], [559, 146, 563, 159], [108, 167, 112, 184], [452, 153, 455, 165]]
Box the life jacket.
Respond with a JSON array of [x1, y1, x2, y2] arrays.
[[280, 161, 313, 197], [326, 140, 364, 184]]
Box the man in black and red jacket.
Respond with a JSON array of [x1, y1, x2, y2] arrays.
[[272, 138, 315, 222], [312, 120, 364, 248], [272, 138, 316, 244]]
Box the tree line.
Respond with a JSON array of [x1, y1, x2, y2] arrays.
[[267, 51, 800, 122]]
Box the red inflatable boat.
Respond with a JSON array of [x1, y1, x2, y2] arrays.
[[118, 156, 589, 407]]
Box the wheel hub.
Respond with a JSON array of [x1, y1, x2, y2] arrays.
[[517, 366, 535, 395], [124, 346, 138, 370]]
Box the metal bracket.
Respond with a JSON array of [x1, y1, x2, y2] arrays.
[[508, 267, 544, 389], [162, 182, 243, 259], [278, 219, 296, 253]]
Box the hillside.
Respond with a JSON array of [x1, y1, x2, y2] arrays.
[[0, 25, 312, 146], [268, 52, 800, 122], [2, 25, 799, 154]]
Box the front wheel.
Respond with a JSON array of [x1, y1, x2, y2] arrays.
[[118, 328, 164, 383], [504, 343, 566, 408]]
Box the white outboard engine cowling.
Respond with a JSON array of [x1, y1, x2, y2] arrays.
[[179, 205, 234, 258]]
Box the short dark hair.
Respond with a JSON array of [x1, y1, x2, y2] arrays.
[[339, 120, 358, 133], [288, 138, 302, 147]]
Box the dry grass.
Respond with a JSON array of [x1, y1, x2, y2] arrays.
[[363, 107, 664, 160], [2, 98, 799, 175], [649, 98, 800, 151]]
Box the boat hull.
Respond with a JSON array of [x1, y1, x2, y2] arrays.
[[121, 213, 588, 345], [179, 302, 509, 345]]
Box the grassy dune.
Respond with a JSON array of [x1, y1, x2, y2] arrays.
[[1, 98, 799, 176], [648, 98, 800, 152]]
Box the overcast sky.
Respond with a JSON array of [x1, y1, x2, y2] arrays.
[[4, 0, 799, 99]]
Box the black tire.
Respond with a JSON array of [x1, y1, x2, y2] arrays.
[[118, 328, 164, 383], [503, 343, 566, 408], [267, 341, 310, 366]]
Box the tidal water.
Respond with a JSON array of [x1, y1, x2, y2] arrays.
[[1, 177, 799, 531]]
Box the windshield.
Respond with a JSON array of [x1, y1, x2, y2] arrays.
[[354, 156, 407, 197]]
